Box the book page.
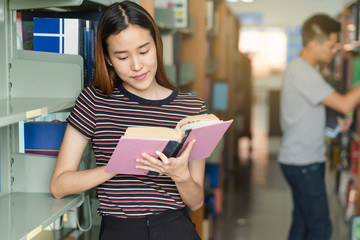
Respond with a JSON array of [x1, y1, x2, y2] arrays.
[[180, 120, 221, 132], [176, 114, 219, 130], [124, 126, 183, 142]]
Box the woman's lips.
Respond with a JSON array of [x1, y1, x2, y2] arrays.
[[133, 73, 147, 81]]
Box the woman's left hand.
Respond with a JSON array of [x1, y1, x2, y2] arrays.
[[135, 139, 196, 182]]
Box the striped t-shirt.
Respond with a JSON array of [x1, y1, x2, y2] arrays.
[[67, 83, 207, 218]]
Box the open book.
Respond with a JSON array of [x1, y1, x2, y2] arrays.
[[105, 114, 233, 176]]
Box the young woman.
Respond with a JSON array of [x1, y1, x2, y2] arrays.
[[50, 1, 206, 239]]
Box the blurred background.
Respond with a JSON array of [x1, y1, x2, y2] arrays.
[[1, 0, 358, 240]]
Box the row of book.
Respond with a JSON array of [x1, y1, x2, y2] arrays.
[[327, 134, 359, 221], [341, 2, 360, 50], [17, 11, 103, 88]]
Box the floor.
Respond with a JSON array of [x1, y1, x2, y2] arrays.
[[213, 85, 350, 240]]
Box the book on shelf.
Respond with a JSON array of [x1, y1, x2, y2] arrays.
[[325, 107, 354, 139], [32, 16, 97, 87], [105, 114, 233, 176], [155, 0, 189, 29], [33, 17, 86, 55], [325, 107, 342, 139], [353, 57, 360, 87], [162, 34, 174, 65], [24, 121, 66, 156]]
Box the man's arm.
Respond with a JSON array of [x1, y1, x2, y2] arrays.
[[322, 85, 360, 115]]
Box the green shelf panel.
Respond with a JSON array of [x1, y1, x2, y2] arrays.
[[11, 153, 57, 193], [179, 62, 195, 86], [206, 57, 219, 75], [0, 98, 76, 127], [10, 59, 81, 98], [155, 8, 176, 33], [11, 153, 86, 193], [0, 50, 84, 126], [9, 0, 139, 10], [0, 192, 83, 240], [9, 0, 83, 10], [177, 16, 195, 36], [165, 64, 177, 85], [16, 50, 83, 67], [10, 51, 83, 99]]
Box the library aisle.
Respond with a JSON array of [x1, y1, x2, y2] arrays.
[[213, 83, 350, 240]]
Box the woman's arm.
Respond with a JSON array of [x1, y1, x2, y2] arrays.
[[174, 155, 205, 211], [138, 140, 205, 211], [50, 124, 116, 199]]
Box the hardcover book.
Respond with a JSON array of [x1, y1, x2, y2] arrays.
[[33, 17, 85, 55], [105, 114, 233, 176], [24, 122, 66, 156]]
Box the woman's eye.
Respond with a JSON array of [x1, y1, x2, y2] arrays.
[[140, 50, 149, 55], [118, 57, 128, 60]]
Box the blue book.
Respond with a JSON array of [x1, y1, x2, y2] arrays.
[[33, 17, 85, 55], [24, 122, 66, 156], [34, 17, 91, 87]]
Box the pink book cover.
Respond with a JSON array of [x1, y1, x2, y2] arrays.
[[105, 138, 169, 175], [105, 120, 233, 175], [178, 120, 233, 161]]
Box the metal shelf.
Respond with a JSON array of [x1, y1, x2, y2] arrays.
[[9, 0, 137, 11], [0, 192, 83, 240], [0, 98, 76, 127]]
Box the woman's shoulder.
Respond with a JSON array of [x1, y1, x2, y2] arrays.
[[174, 90, 206, 114], [176, 90, 205, 103], [80, 85, 120, 100]]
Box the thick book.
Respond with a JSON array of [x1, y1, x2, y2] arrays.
[[105, 114, 233, 176]]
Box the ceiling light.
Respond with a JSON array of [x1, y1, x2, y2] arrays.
[[242, 0, 254, 2]]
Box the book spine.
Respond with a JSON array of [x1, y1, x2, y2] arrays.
[[88, 21, 97, 87], [82, 20, 90, 87]]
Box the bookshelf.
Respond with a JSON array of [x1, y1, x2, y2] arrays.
[[0, 0, 117, 239], [207, 0, 242, 180], [179, 1, 207, 237], [201, 0, 249, 238], [0, 0, 243, 239], [325, 0, 360, 223]]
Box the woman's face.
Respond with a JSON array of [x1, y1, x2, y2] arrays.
[[106, 24, 158, 97]]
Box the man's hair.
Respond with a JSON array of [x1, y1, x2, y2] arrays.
[[302, 14, 341, 46]]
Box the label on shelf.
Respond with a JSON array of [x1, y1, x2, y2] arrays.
[[26, 225, 42, 240], [26, 107, 48, 119]]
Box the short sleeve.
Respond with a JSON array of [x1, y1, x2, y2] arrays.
[[200, 101, 207, 115], [289, 63, 334, 105], [67, 87, 97, 139]]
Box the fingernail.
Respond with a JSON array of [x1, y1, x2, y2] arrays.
[[155, 151, 161, 155], [141, 153, 146, 157]]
